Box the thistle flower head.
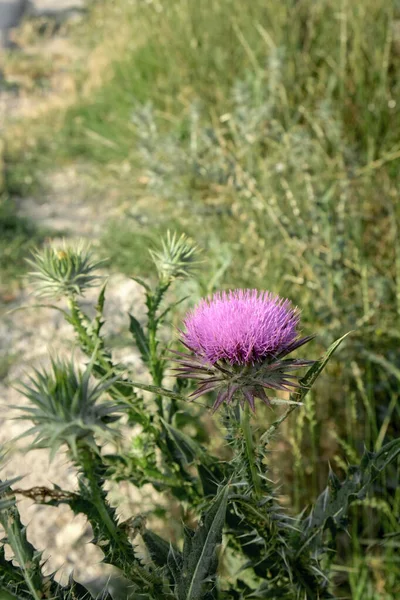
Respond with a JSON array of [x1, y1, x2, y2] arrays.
[[149, 231, 200, 283], [175, 289, 314, 412], [17, 359, 121, 459], [183, 289, 300, 365], [27, 241, 106, 299]]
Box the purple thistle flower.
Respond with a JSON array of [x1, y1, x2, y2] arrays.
[[175, 289, 314, 413]]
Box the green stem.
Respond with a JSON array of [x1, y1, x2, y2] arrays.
[[149, 324, 163, 414], [146, 282, 170, 416], [259, 404, 298, 447], [0, 507, 44, 600], [8, 550, 41, 600], [77, 447, 168, 594], [67, 295, 152, 429], [78, 447, 132, 561], [241, 404, 262, 499], [85, 464, 121, 546]]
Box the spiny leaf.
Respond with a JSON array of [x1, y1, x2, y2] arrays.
[[0, 477, 21, 511], [129, 314, 150, 365], [130, 276, 151, 291], [161, 419, 208, 466], [142, 529, 172, 568], [0, 490, 45, 600], [295, 331, 353, 404], [142, 529, 184, 587], [0, 543, 26, 592], [94, 283, 107, 336], [177, 485, 229, 600], [167, 544, 183, 585], [299, 437, 400, 552]]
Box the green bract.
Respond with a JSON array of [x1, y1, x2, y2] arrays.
[[149, 230, 200, 282], [26, 241, 106, 298], [16, 358, 121, 459]]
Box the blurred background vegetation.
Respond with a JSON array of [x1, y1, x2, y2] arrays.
[[1, 0, 400, 597]]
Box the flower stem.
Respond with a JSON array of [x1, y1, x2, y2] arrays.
[[80, 447, 123, 546], [78, 446, 139, 574], [77, 447, 168, 593], [146, 283, 169, 416], [241, 403, 262, 499]]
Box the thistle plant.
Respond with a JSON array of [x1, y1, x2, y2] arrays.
[[26, 241, 105, 299], [17, 358, 121, 459], [1, 234, 399, 600], [14, 359, 148, 583]]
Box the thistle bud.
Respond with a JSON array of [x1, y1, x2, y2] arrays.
[[149, 231, 200, 283], [17, 359, 121, 458], [27, 241, 106, 298]]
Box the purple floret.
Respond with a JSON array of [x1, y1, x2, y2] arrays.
[[175, 289, 314, 413], [182, 289, 300, 366]]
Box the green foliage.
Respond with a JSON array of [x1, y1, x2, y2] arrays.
[[176, 486, 229, 600], [0, 484, 114, 600], [129, 314, 150, 366], [127, 232, 198, 414], [0, 480, 49, 600], [26, 241, 106, 299], [0, 478, 21, 512], [141, 487, 230, 600], [149, 231, 200, 284], [1, 239, 398, 598], [300, 439, 400, 549], [16, 358, 122, 459]]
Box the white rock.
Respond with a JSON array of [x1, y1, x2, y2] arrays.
[[29, 0, 85, 14]]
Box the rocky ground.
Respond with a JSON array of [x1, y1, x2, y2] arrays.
[[0, 270, 150, 587], [0, 1, 85, 47], [0, 3, 158, 590]]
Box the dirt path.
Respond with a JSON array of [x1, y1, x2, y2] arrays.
[[0, 1, 85, 47], [0, 270, 146, 587], [0, 8, 152, 590]]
